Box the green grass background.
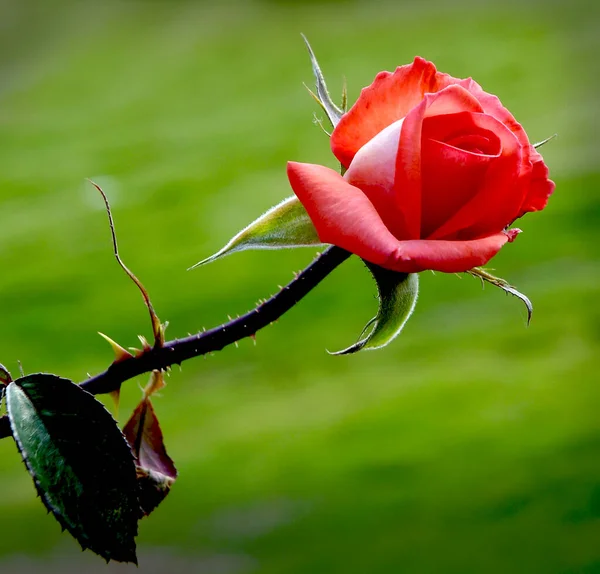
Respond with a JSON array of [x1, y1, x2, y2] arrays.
[[0, 0, 598, 572]]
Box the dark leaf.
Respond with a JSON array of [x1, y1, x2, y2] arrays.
[[6, 374, 139, 563], [123, 377, 177, 517], [332, 263, 419, 355]]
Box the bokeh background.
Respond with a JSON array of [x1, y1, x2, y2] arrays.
[[0, 0, 598, 572]]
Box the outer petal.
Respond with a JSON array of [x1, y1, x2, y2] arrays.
[[331, 57, 439, 169], [382, 230, 519, 273], [287, 161, 401, 267], [343, 118, 409, 240], [516, 147, 555, 217], [395, 85, 485, 239], [463, 78, 530, 148]]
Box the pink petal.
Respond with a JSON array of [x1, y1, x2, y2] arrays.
[[330, 57, 439, 169], [343, 118, 409, 239], [463, 79, 531, 148], [395, 85, 485, 240], [427, 112, 523, 240], [516, 147, 556, 218], [382, 231, 517, 273]]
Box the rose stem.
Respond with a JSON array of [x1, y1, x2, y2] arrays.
[[0, 246, 350, 440]]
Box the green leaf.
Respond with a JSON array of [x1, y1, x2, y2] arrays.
[[301, 34, 343, 129], [332, 264, 419, 355], [190, 196, 323, 269], [6, 374, 140, 563]]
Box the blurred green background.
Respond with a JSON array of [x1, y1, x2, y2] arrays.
[[0, 0, 598, 572]]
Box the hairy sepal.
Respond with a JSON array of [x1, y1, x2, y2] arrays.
[[190, 196, 323, 269], [332, 263, 419, 354], [301, 34, 343, 129]]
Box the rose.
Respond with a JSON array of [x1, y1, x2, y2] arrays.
[[287, 57, 555, 273]]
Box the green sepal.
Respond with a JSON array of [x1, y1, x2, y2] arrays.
[[467, 267, 533, 324], [301, 34, 343, 129], [6, 374, 140, 563], [332, 263, 419, 355], [190, 196, 323, 269]]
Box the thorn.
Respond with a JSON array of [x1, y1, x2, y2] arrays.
[[138, 335, 151, 351], [250, 334, 257, 345], [98, 332, 133, 362], [234, 341, 239, 348]]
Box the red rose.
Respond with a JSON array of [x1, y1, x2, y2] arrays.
[[287, 57, 555, 273]]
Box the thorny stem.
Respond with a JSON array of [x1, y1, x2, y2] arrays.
[[0, 246, 350, 440]]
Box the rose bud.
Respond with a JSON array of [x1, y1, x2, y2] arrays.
[[288, 57, 555, 274]]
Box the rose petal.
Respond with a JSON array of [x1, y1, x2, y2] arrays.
[[419, 111, 504, 238], [516, 147, 556, 218], [395, 85, 485, 239], [343, 118, 409, 239], [441, 78, 555, 214], [427, 112, 523, 240], [331, 57, 439, 169], [463, 78, 531, 148], [383, 231, 516, 273], [288, 161, 401, 267], [420, 141, 496, 238]]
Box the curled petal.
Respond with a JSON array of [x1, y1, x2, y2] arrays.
[[331, 57, 439, 168], [383, 230, 519, 274], [516, 147, 556, 218], [462, 78, 531, 148], [395, 85, 485, 239], [344, 118, 408, 239], [426, 112, 523, 240]]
